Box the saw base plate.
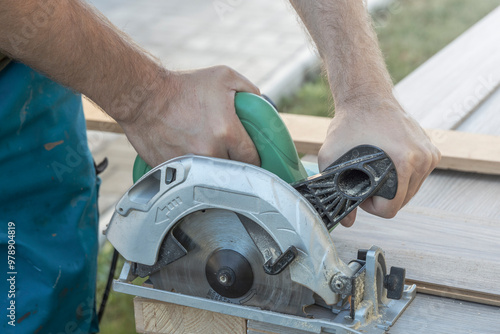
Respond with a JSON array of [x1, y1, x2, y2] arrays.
[[115, 261, 416, 334]]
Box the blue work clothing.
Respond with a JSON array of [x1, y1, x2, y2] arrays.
[[0, 62, 99, 333]]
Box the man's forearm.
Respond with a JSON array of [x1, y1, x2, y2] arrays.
[[0, 0, 168, 123], [290, 0, 394, 111]]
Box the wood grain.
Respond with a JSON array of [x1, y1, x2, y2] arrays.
[[331, 208, 500, 298], [409, 170, 500, 220], [425, 128, 500, 175], [457, 86, 500, 136], [394, 6, 500, 129], [133, 297, 246, 334], [390, 294, 500, 334], [135, 294, 500, 334]]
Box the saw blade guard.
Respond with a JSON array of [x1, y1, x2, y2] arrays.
[[106, 155, 355, 305]]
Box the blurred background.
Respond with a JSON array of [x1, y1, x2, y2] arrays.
[[89, 0, 500, 332]]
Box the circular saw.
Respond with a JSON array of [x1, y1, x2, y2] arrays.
[[106, 93, 415, 333]]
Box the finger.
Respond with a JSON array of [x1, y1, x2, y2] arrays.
[[227, 123, 261, 166], [340, 209, 357, 227], [225, 90, 260, 165], [231, 72, 260, 95], [361, 171, 410, 219], [402, 156, 436, 207], [204, 138, 231, 161], [402, 147, 440, 207], [401, 173, 421, 208]]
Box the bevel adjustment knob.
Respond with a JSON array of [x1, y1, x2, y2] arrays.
[[384, 266, 406, 300]]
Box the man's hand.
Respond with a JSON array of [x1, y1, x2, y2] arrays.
[[119, 66, 261, 167], [290, 0, 441, 227], [318, 98, 440, 227], [0, 1, 261, 168]]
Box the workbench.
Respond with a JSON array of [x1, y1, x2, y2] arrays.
[[85, 6, 500, 334]]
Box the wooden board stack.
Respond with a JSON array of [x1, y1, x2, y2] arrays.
[[85, 6, 500, 334]]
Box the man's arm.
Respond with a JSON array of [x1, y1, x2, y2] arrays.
[[290, 0, 441, 226], [0, 0, 260, 167]]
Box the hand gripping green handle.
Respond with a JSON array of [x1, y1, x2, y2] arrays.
[[132, 92, 308, 183]]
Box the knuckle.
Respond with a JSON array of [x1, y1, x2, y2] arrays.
[[215, 65, 234, 77], [435, 147, 442, 164], [216, 125, 231, 141], [396, 158, 413, 178], [400, 146, 433, 174]]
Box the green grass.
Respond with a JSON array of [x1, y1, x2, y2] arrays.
[[375, 0, 499, 83], [278, 75, 334, 117], [279, 0, 499, 116], [96, 1, 499, 332]]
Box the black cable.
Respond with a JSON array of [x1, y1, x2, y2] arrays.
[[98, 248, 119, 324]]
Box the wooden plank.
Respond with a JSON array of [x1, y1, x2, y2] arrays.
[[83, 101, 500, 176], [248, 295, 500, 334], [278, 113, 328, 155], [457, 86, 500, 135], [390, 294, 500, 334], [393, 6, 500, 129], [409, 170, 500, 220], [133, 297, 246, 334], [331, 208, 500, 298], [135, 294, 500, 334], [83, 97, 123, 133], [280, 113, 500, 175], [424, 128, 500, 175], [407, 279, 500, 307]]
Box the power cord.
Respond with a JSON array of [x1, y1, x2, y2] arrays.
[[98, 248, 119, 323]]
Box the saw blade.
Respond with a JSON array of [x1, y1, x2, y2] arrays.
[[149, 209, 314, 316]]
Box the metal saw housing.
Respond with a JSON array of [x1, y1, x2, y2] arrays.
[[106, 155, 358, 306]]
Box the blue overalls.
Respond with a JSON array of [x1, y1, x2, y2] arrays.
[[0, 62, 99, 333]]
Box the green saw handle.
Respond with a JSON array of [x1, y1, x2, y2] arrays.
[[132, 92, 308, 183]]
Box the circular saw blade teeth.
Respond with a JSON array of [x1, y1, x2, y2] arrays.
[[149, 209, 314, 316]]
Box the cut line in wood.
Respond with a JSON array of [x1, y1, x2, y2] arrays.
[[331, 208, 500, 299]]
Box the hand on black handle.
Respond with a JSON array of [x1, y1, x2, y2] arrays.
[[292, 145, 397, 231]]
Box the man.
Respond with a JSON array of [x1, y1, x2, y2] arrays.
[[0, 0, 440, 332]]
